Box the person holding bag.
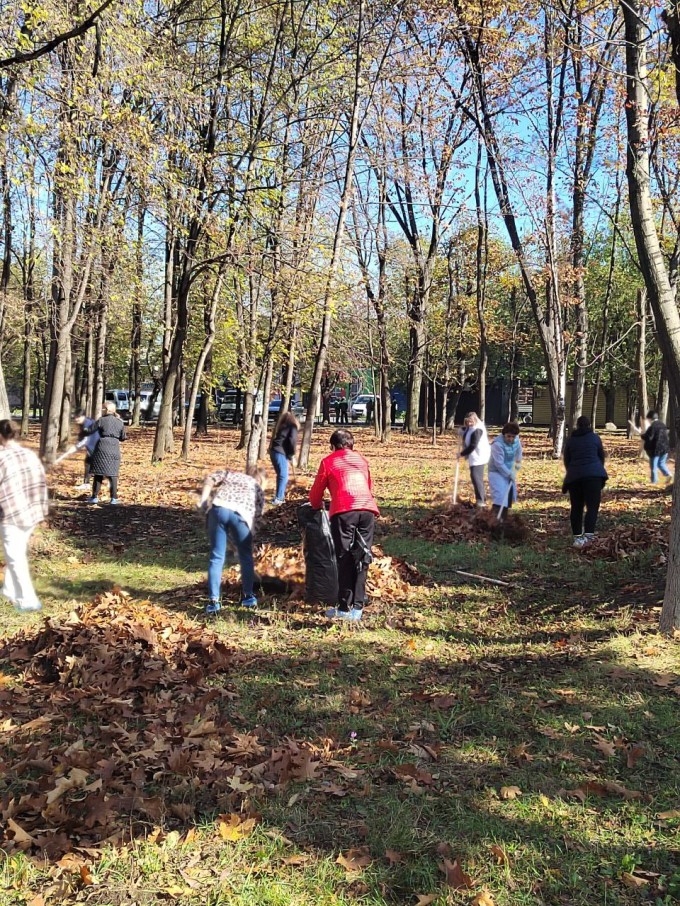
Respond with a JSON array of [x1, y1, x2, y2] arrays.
[[269, 411, 299, 505], [308, 429, 379, 622]]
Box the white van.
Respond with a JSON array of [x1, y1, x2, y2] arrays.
[[105, 389, 131, 421]]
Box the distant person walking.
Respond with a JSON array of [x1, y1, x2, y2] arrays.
[[199, 466, 266, 614], [641, 411, 672, 485], [270, 411, 299, 505], [488, 423, 523, 519], [460, 412, 490, 507], [563, 415, 608, 548], [74, 409, 99, 490], [339, 396, 348, 425], [83, 401, 127, 505], [0, 420, 48, 612], [309, 429, 379, 622]]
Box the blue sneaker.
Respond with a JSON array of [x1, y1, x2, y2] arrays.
[[326, 607, 363, 622], [205, 600, 221, 615], [109, 498, 120, 505], [241, 595, 258, 609], [86, 496, 99, 504]]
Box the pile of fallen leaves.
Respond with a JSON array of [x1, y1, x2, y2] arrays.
[[0, 591, 334, 858], [415, 504, 529, 545], [231, 544, 425, 605], [581, 523, 668, 561]]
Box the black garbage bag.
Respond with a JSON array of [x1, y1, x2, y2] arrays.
[[297, 503, 338, 604]]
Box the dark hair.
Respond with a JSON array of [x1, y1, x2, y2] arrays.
[[647, 410, 658, 420], [501, 422, 520, 437], [0, 419, 16, 443], [74, 408, 85, 418], [330, 429, 354, 450], [576, 415, 591, 430], [277, 410, 300, 431]]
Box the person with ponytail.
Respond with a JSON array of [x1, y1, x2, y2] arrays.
[[0, 420, 48, 612]]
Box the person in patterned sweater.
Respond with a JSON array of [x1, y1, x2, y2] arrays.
[[0, 420, 49, 612], [199, 465, 266, 615], [309, 429, 379, 622]]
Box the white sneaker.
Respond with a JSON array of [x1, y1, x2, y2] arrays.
[[75, 483, 90, 491], [14, 600, 42, 612], [573, 535, 586, 548]]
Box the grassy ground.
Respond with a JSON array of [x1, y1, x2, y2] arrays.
[[1, 426, 679, 906]]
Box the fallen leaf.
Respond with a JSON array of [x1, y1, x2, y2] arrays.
[[218, 814, 256, 842], [385, 848, 406, 865], [626, 744, 645, 769], [336, 847, 372, 872], [415, 896, 437, 906], [500, 786, 522, 800], [7, 818, 35, 845], [657, 808, 680, 820], [439, 857, 474, 889], [593, 736, 617, 758], [621, 872, 649, 888], [283, 853, 312, 866], [472, 892, 496, 906], [489, 844, 510, 866]]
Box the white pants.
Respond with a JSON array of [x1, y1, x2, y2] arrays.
[[1, 523, 40, 610]]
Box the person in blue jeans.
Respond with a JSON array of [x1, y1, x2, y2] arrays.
[[269, 411, 299, 504], [641, 411, 672, 485], [198, 466, 266, 615]]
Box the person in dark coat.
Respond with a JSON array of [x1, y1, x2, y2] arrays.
[[84, 401, 127, 505], [562, 415, 608, 547], [642, 411, 672, 484], [269, 411, 299, 505]]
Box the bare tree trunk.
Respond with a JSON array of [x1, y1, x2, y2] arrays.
[[620, 0, 680, 632], [298, 0, 365, 469], [636, 287, 649, 420], [181, 269, 222, 459], [130, 203, 144, 426], [259, 354, 274, 461]]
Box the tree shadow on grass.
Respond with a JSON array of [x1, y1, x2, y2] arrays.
[[0, 603, 678, 904]]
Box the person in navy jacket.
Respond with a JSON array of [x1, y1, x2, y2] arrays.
[[562, 415, 608, 548]]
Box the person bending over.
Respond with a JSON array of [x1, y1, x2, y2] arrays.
[[488, 423, 523, 519]]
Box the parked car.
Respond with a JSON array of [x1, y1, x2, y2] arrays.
[[350, 394, 378, 422], [517, 404, 533, 424], [105, 389, 131, 422], [132, 390, 161, 420], [219, 390, 242, 423]]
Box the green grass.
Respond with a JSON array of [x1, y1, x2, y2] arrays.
[[1, 435, 679, 906]]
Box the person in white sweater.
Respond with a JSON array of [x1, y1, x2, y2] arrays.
[[459, 412, 491, 507]]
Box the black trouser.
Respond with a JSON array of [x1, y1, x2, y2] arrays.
[[330, 511, 375, 611], [469, 465, 485, 504], [84, 453, 93, 483], [568, 478, 602, 535], [93, 475, 118, 499]]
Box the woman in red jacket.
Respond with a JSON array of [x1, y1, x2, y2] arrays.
[[308, 429, 379, 621]]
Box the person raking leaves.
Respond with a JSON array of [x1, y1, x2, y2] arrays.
[[488, 422, 523, 521]]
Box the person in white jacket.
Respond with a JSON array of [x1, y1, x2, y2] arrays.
[[488, 423, 523, 518], [459, 412, 491, 507]]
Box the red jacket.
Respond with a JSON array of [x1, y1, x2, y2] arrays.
[[308, 448, 379, 518]]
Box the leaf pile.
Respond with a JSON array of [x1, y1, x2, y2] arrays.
[[220, 543, 425, 606], [580, 523, 668, 561], [414, 505, 529, 545], [0, 591, 328, 858]]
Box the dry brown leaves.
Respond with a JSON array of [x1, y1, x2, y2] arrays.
[[580, 523, 668, 561], [0, 591, 333, 858], [414, 504, 528, 545]]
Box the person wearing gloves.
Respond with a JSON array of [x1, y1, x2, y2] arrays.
[[308, 429, 379, 622], [562, 415, 608, 547], [459, 412, 490, 507], [269, 411, 299, 505], [199, 465, 266, 615], [488, 423, 523, 519], [0, 420, 49, 612]]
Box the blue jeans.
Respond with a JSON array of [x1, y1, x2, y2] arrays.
[[650, 453, 671, 483], [270, 450, 289, 502], [207, 506, 254, 601]]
